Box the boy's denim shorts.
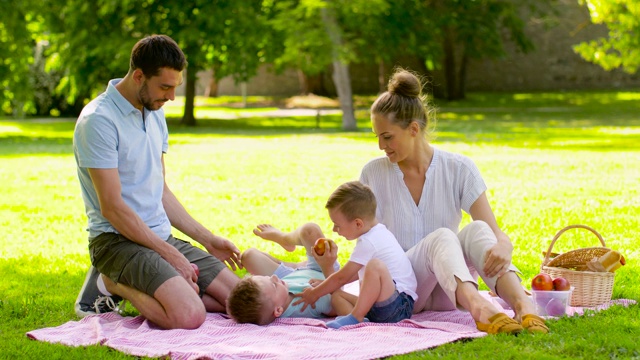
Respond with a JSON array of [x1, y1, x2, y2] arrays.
[[366, 290, 415, 323]]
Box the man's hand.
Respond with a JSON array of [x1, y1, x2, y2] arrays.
[[292, 287, 320, 312], [202, 235, 243, 271], [162, 246, 199, 293]]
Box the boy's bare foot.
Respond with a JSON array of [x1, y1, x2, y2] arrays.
[[253, 224, 296, 252]]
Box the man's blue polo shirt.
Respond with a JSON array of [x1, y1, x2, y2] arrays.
[[73, 79, 171, 240]]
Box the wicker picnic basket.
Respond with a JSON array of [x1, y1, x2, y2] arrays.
[[541, 225, 615, 307]]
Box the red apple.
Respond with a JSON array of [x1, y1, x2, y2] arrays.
[[552, 277, 571, 291], [531, 273, 553, 291], [191, 263, 200, 277], [314, 238, 328, 256]]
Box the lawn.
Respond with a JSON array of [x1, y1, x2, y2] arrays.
[[1, 90, 639, 359]]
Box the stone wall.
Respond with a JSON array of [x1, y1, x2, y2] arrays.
[[465, 0, 640, 91], [181, 0, 640, 97]]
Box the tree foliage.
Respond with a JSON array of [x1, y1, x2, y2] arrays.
[[574, 0, 640, 73], [415, 0, 544, 100], [2, 0, 554, 121], [0, 0, 38, 115]]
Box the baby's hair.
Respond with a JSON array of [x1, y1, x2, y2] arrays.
[[325, 181, 376, 221], [371, 68, 435, 137], [226, 277, 274, 325]]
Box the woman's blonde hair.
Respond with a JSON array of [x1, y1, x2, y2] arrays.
[[371, 68, 436, 138]]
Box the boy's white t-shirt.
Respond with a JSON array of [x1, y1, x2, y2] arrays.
[[348, 223, 418, 301]]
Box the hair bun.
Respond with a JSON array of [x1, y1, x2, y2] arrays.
[[388, 70, 421, 98]]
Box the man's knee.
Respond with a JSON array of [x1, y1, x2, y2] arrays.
[[300, 222, 323, 241], [240, 247, 260, 264], [155, 277, 207, 329], [171, 303, 206, 329]]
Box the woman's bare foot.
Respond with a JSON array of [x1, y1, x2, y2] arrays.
[[253, 224, 297, 252], [511, 298, 537, 323]]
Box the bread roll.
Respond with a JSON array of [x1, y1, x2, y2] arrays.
[[586, 250, 625, 273]]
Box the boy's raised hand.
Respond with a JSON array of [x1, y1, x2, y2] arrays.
[[313, 238, 338, 278]]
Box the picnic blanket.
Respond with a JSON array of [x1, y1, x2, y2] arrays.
[[27, 293, 636, 360]]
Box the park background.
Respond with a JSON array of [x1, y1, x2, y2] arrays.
[[2, 0, 640, 359]]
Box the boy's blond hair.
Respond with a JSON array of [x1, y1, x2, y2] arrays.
[[325, 181, 377, 221], [226, 277, 275, 325]]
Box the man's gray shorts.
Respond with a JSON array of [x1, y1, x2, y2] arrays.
[[89, 233, 226, 297]]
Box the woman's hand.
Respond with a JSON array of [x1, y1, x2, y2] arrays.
[[483, 240, 513, 278]]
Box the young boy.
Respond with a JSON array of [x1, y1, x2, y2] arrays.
[[240, 181, 417, 328], [293, 180, 418, 328], [226, 225, 345, 324]]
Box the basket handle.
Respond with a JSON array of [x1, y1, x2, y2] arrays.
[[542, 225, 606, 266]]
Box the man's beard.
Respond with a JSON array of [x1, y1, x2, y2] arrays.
[[139, 81, 165, 110]]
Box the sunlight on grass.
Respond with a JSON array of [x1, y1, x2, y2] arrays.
[[0, 124, 22, 133]]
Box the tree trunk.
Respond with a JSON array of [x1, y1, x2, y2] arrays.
[[331, 62, 357, 130], [413, 56, 446, 100], [311, 72, 330, 96], [442, 26, 456, 100], [321, 6, 357, 131], [442, 25, 465, 100], [457, 50, 467, 100], [297, 69, 310, 95], [378, 59, 386, 93], [181, 68, 197, 126], [205, 65, 218, 98]]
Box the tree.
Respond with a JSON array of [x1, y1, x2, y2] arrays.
[[320, 5, 357, 130], [345, 0, 429, 93], [41, 0, 147, 115], [144, 0, 273, 125], [39, 0, 272, 125], [573, 0, 640, 73], [271, 0, 391, 130], [0, 0, 38, 116], [419, 0, 543, 100]]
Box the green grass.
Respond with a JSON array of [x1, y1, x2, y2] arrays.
[[1, 90, 639, 359]]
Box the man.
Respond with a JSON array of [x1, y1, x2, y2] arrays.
[[73, 34, 241, 329]]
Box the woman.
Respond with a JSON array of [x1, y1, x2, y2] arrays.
[[359, 68, 547, 334]]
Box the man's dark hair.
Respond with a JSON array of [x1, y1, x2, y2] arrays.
[[130, 34, 187, 77]]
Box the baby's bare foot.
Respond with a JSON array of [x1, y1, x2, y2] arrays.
[[253, 224, 296, 252]]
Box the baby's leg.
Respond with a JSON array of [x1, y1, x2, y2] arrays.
[[253, 223, 324, 252]]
